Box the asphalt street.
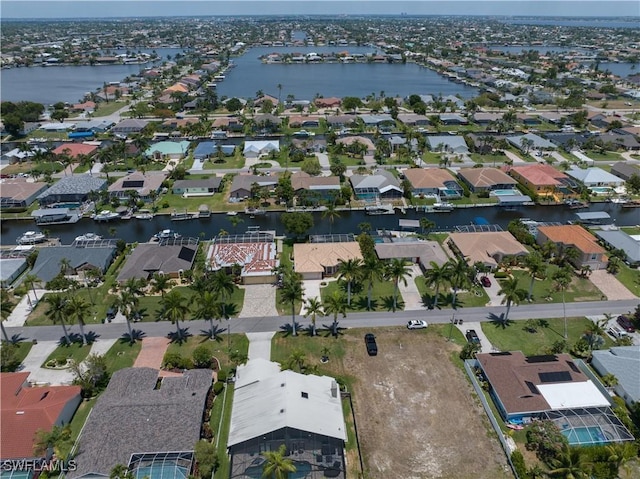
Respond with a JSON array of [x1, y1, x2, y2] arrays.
[[6, 299, 638, 343]]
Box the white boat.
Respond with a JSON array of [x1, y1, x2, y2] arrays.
[[610, 197, 628, 204], [433, 202, 454, 211], [17, 231, 47, 245], [93, 210, 121, 222], [226, 211, 238, 216], [75, 233, 102, 242], [135, 210, 154, 220], [244, 208, 266, 216], [365, 204, 395, 215], [153, 229, 181, 240]]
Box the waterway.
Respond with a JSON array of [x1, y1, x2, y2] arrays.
[[0, 48, 188, 105], [503, 19, 639, 29], [1, 203, 638, 246]]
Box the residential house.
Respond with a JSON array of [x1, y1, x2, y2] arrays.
[[326, 115, 358, 128], [0, 179, 49, 208], [70, 368, 211, 479], [108, 172, 167, 202], [597, 133, 640, 151], [427, 135, 469, 154], [336, 136, 375, 156], [507, 133, 557, 152], [349, 170, 402, 201], [359, 114, 394, 127], [507, 164, 577, 200], [254, 114, 281, 131], [212, 116, 242, 132], [439, 113, 468, 125], [472, 112, 504, 125], [610, 161, 640, 181], [117, 241, 198, 281], [0, 372, 82, 461], [229, 359, 347, 479], [229, 174, 279, 200], [516, 113, 541, 126], [52, 143, 98, 159], [37, 175, 107, 206], [193, 141, 219, 160], [397, 113, 430, 126], [70, 101, 96, 113], [144, 141, 190, 160], [110, 119, 149, 134], [31, 244, 118, 283], [290, 171, 341, 204], [172, 178, 222, 196], [457, 168, 518, 193], [594, 230, 640, 267], [445, 231, 528, 270], [591, 347, 640, 407], [288, 115, 322, 128], [314, 97, 342, 108], [207, 234, 278, 284], [537, 225, 607, 270], [403, 168, 462, 198], [0, 258, 28, 288], [243, 140, 280, 159], [293, 242, 362, 280], [566, 167, 625, 188], [374, 239, 449, 270]]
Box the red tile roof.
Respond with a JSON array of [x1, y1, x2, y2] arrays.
[[52, 143, 98, 159], [508, 164, 567, 187], [1, 372, 81, 459]]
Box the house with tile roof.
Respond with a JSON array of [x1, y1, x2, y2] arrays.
[[37, 175, 107, 206], [207, 234, 279, 284], [445, 231, 528, 270], [457, 167, 518, 193], [403, 168, 462, 197], [537, 225, 607, 270], [336, 136, 375, 156], [108, 172, 167, 202], [0, 179, 49, 208], [293, 242, 362, 280], [0, 372, 81, 461], [507, 164, 578, 201], [52, 143, 98, 159]]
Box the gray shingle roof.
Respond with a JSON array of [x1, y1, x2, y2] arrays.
[[37, 176, 107, 200], [70, 368, 211, 478], [595, 230, 640, 263], [31, 246, 117, 282], [117, 243, 197, 281], [349, 169, 400, 190]]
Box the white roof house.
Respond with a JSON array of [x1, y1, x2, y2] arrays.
[[536, 381, 611, 410], [243, 140, 280, 158], [592, 346, 640, 407], [228, 359, 347, 448], [428, 135, 469, 154], [566, 167, 625, 187]]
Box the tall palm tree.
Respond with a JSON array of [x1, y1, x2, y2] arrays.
[[584, 318, 607, 352], [548, 446, 590, 479], [419, 217, 435, 236], [323, 290, 347, 337], [497, 277, 525, 323], [160, 289, 189, 339], [1, 289, 14, 342], [385, 258, 412, 311], [321, 203, 341, 235], [553, 268, 572, 340], [361, 257, 384, 311], [151, 273, 173, 298], [522, 252, 546, 301], [66, 296, 90, 345], [303, 297, 324, 337], [261, 444, 296, 479], [423, 261, 450, 308], [192, 290, 224, 339], [45, 294, 72, 344], [34, 424, 72, 460], [337, 258, 362, 306], [23, 273, 41, 303], [556, 246, 580, 269], [280, 273, 304, 336], [447, 258, 470, 309], [210, 269, 237, 319], [114, 290, 138, 343]]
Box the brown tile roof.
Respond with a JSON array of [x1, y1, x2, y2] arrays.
[[446, 232, 528, 267], [457, 167, 517, 188], [290, 171, 340, 191], [293, 242, 362, 275], [0, 179, 48, 201], [404, 168, 456, 189], [1, 372, 81, 459], [537, 225, 606, 255]]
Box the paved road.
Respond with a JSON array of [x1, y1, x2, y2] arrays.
[[7, 299, 638, 342]]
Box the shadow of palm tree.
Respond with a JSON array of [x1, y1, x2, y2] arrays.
[[321, 322, 346, 338], [83, 331, 100, 344], [59, 333, 83, 346], [167, 327, 192, 344], [199, 324, 226, 342], [280, 321, 302, 337], [354, 296, 378, 311], [9, 334, 26, 344], [381, 295, 404, 312], [488, 312, 514, 329], [222, 303, 240, 318], [121, 329, 146, 343]]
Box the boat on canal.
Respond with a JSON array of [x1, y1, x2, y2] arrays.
[[74, 232, 102, 242], [153, 229, 182, 240], [93, 210, 121, 222], [17, 231, 47, 245]]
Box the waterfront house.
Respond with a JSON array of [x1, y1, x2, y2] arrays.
[[0, 372, 81, 462], [192, 141, 218, 160], [427, 135, 469, 154], [326, 115, 358, 128], [290, 171, 341, 204], [439, 113, 468, 125], [349, 170, 402, 201], [31, 244, 117, 283], [403, 168, 462, 198], [111, 119, 149, 135], [117, 242, 198, 282], [536, 225, 607, 270], [596, 133, 640, 151], [359, 114, 394, 127], [37, 175, 107, 206], [507, 164, 577, 201], [374, 239, 449, 270], [2, 145, 47, 163], [566, 167, 625, 188], [445, 231, 528, 270], [0, 179, 48, 208], [243, 140, 280, 159], [314, 97, 342, 108], [108, 172, 167, 202], [207, 233, 278, 284], [71, 101, 96, 113], [472, 112, 503, 125], [336, 136, 375, 156], [172, 177, 222, 196], [397, 113, 430, 126], [212, 116, 242, 131], [288, 115, 322, 128], [457, 167, 518, 193], [254, 114, 281, 130], [229, 174, 279, 200], [591, 347, 640, 407], [0, 258, 28, 288], [52, 143, 98, 159], [595, 230, 640, 267], [144, 141, 190, 160], [293, 242, 362, 280], [610, 162, 640, 181]]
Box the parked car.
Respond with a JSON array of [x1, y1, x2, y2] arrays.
[[607, 327, 628, 340], [364, 333, 378, 356], [465, 329, 480, 344], [616, 315, 636, 333], [480, 276, 491, 287], [407, 320, 428, 330]]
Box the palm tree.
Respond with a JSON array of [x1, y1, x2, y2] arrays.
[[210, 269, 237, 320], [497, 277, 525, 323], [447, 258, 470, 309], [304, 297, 324, 337], [1, 290, 14, 342], [321, 203, 341, 235], [423, 261, 450, 308], [553, 268, 572, 340], [323, 290, 347, 337], [280, 273, 304, 336], [385, 258, 412, 311], [59, 257, 72, 275], [261, 444, 296, 479], [287, 348, 306, 372], [34, 424, 72, 460], [66, 296, 90, 345], [555, 246, 580, 269], [606, 257, 622, 275], [160, 289, 189, 339], [114, 290, 138, 343], [522, 252, 546, 301], [192, 290, 224, 339], [539, 240, 557, 262], [151, 273, 173, 298], [548, 446, 590, 479], [584, 318, 607, 351], [361, 257, 384, 311], [23, 273, 41, 303], [419, 217, 435, 236], [45, 294, 72, 344], [337, 258, 362, 306]]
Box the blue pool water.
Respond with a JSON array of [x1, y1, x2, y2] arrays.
[[491, 189, 521, 196], [562, 426, 607, 445], [589, 187, 612, 194]]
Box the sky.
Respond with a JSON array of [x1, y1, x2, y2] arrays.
[[1, 1, 639, 19]]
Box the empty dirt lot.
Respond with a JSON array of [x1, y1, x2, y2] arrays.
[[344, 327, 510, 479]]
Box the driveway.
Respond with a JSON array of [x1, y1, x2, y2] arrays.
[[455, 321, 496, 353], [398, 265, 424, 311], [133, 337, 171, 369], [238, 284, 278, 318], [501, 149, 527, 164], [189, 158, 205, 172], [589, 270, 637, 300], [246, 332, 275, 360], [300, 278, 336, 315], [315, 152, 330, 169], [480, 274, 501, 306], [5, 290, 46, 327]]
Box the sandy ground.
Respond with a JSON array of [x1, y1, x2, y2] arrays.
[[343, 328, 510, 479]]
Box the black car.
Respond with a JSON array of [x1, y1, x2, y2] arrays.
[[465, 329, 480, 344], [364, 333, 378, 356], [617, 315, 636, 333]]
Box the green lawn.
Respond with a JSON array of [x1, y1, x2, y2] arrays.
[[582, 150, 622, 162], [203, 155, 245, 170], [212, 384, 234, 479], [26, 288, 119, 327], [414, 275, 490, 309], [91, 101, 128, 117], [612, 264, 640, 298], [62, 398, 97, 459], [326, 153, 366, 167], [481, 317, 615, 356], [165, 334, 249, 370], [43, 343, 92, 367], [320, 277, 403, 312], [103, 339, 142, 373], [156, 181, 245, 215], [621, 227, 640, 236], [1, 341, 34, 370], [469, 153, 509, 166], [503, 267, 602, 303]]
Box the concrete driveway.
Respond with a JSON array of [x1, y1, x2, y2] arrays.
[[589, 270, 637, 300], [239, 284, 278, 318], [316, 152, 330, 169], [246, 332, 275, 360], [398, 265, 425, 311], [480, 274, 501, 306], [455, 321, 496, 353]]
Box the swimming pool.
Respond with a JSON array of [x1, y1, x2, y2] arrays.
[[589, 187, 612, 195], [562, 426, 607, 445], [491, 189, 521, 196], [243, 460, 313, 479]]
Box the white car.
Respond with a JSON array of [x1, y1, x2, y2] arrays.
[[407, 320, 428, 330]]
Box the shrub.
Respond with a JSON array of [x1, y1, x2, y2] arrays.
[[213, 382, 225, 395], [217, 369, 228, 383], [525, 420, 568, 463], [194, 440, 218, 478], [192, 345, 212, 368], [163, 352, 193, 370], [494, 271, 508, 279], [0, 344, 21, 372], [510, 450, 527, 478]]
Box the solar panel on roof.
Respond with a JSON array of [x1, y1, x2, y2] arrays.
[[526, 355, 558, 363], [539, 371, 572, 383], [123, 180, 144, 188], [177, 247, 195, 263], [524, 381, 540, 395]]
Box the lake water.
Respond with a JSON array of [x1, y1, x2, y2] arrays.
[[488, 46, 589, 54], [504, 19, 639, 29], [0, 48, 188, 105], [217, 46, 479, 99]]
